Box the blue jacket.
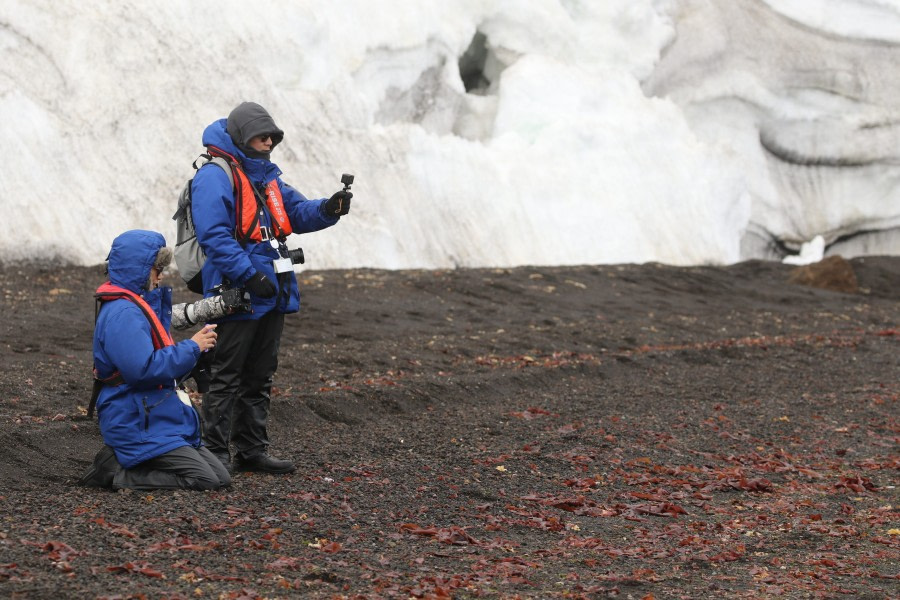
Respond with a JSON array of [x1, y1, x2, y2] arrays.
[[191, 119, 338, 319], [93, 230, 203, 469]]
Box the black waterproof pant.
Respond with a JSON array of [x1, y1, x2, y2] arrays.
[[112, 445, 231, 490], [80, 444, 231, 491], [201, 311, 284, 461]]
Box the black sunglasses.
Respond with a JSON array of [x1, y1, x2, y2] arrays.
[[256, 133, 273, 143]]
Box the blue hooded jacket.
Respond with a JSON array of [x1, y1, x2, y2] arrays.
[[191, 118, 338, 320], [93, 230, 203, 469]]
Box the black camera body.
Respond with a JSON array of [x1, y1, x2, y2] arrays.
[[219, 287, 252, 313]]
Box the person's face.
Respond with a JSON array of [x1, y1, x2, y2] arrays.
[[248, 133, 274, 153], [150, 266, 164, 289]]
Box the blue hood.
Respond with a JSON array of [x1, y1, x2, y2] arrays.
[[106, 230, 166, 294], [201, 118, 282, 185]]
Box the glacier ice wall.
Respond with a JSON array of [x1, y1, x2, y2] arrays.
[[0, 0, 897, 269]]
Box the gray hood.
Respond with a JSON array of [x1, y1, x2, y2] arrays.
[[226, 102, 284, 159]]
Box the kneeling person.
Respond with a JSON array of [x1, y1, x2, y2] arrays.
[[80, 230, 228, 490]]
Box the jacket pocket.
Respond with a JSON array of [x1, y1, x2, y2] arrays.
[[139, 388, 199, 441], [138, 389, 175, 436]]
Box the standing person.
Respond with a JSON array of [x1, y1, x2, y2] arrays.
[[80, 230, 228, 490], [191, 101, 352, 474]]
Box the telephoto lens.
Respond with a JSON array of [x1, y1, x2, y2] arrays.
[[171, 289, 251, 330]]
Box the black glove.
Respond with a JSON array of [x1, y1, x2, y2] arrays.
[[324, 190, 353, 216], [245, 272, 276, 298]]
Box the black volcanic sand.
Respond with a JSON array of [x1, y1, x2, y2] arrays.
[[0, 258, 897, 599]]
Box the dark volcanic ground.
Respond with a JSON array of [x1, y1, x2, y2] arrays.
[[0, 258, 897, 599]]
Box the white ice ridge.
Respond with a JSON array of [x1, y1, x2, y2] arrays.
[[761, 0, 900, 43]]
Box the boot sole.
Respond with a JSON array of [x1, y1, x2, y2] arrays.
[[234, 464, 296, 474]]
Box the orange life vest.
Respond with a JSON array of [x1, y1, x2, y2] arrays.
[[95, 282, 174, 349], [88, 282, 176, 419], [207, 146, 293, 243]]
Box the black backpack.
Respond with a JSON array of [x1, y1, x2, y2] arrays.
[[172, 155, 234, 294]]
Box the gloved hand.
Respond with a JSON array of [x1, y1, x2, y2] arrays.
[[324, 190, 353, 216], [245, 272, 276, 298]]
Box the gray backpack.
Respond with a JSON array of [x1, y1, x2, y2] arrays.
[[172, 155, 233, 294]]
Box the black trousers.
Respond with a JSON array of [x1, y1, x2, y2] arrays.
[[111, 445, 231, 491], [201, 311, 284, 460]]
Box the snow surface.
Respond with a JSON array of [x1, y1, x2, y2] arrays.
[[1, 0, 898, 269]]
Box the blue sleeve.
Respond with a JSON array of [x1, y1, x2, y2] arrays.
[[100, 304, 200, 386], [192, 165, 256, 285], [280, 180, 340, 233]]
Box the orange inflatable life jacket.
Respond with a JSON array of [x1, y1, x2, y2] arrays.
[[207, 146, 293, 243], [95, 282, 174, 349], [88, 282, 174, 418]]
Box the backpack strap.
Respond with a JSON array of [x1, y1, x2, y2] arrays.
[[201, 148, 264, 245], [205, 156, 234, 189], [203, 147, 239, 186], [171, 155, 234, 221]]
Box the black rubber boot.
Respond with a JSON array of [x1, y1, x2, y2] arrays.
[[234, 453, 296, 474], [79, 445, 121, 488], [211, 451, 233, 475]]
